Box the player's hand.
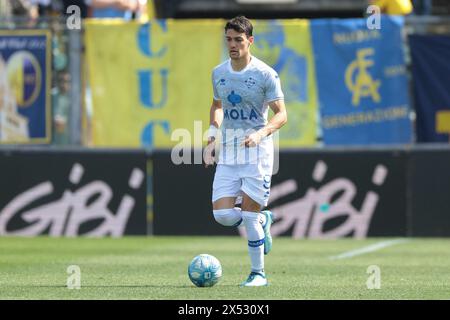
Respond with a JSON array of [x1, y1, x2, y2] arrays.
[[242, 131, 263, 148], [203, 138, 216, 168]]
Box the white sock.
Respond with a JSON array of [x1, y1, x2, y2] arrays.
[[213, 208, 242, 227], [242, 211, 265, 273], [259, 212, 267, 228]]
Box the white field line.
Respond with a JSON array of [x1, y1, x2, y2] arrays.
[[328, 239, 411, 260]]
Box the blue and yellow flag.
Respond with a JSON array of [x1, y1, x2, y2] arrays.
[[409, 34, 450, 142], [311, 16, 412, 145], [0, 30, 51, 144]]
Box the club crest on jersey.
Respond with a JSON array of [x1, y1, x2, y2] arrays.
[[227, 90, 242, 106], [245, 77, 256, 88], [224, 108, 258, 121]]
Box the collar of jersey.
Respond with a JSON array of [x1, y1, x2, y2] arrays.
[[227, 56, 253, 74]]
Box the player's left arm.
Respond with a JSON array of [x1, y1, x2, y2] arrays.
[[243, 99, 287, 147]]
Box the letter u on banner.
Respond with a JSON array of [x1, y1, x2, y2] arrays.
[[138, 69, 169, 109]]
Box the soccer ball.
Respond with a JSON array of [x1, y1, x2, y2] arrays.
[[188, 254, 222, 287]]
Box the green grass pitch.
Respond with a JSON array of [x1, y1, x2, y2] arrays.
[[0, 236, 449, 299]]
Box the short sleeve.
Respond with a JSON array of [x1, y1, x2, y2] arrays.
[[211, 71, 221, 101], [265, 70, 284, 103]]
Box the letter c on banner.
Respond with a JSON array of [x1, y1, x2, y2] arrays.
[[137, 21, 168, 58], [141, 120, 171, 148]]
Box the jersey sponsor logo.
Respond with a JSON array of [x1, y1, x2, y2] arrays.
[[227, 90, 242, 106], [224, 108, 258, 121]]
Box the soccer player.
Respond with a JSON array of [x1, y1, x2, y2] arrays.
[[204, 16, 287, 287]]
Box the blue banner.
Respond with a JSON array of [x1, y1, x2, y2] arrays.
[[409, 35, 450, 142], [311, 16, 412, 145], [0, 30, 51, 144]]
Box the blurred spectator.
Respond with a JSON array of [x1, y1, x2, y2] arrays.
[[370, 0, 414, 15], [85, 0, 147, 20], [0, 0, 39, 26], [31, 0, 53, 16], [412, 0, 433, 15], [52, 72, 71, 145], [0, 1, 13, 20]]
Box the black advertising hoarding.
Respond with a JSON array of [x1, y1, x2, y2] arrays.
[[409, 148, 450, 236], [0, 148, 147, 236], [268, 150, 408, 238], [152, 149, 408, 237], [152, 149, 220, 235]]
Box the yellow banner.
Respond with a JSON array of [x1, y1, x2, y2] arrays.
[[85, 19, 223, 148], [85, 19, 317, 148], [252, 20, 318, 146]]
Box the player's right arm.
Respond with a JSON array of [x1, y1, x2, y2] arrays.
[[209, 98, 223, 141], [205, 98, 222, 167]]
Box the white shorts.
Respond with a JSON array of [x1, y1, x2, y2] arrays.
[[212, 161, 273, 207]]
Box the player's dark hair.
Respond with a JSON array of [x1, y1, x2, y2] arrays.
[[225, 16, 253, 38]]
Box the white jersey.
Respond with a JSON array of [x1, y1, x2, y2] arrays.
[[211, 56, 284, 165]]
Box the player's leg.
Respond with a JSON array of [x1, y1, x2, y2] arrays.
[[212, 197, 242, 227], [241, 164, 274, 255], [240, 193, 268, 286], [212, 165, 242, 227], [238, 156, 276, 287]]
